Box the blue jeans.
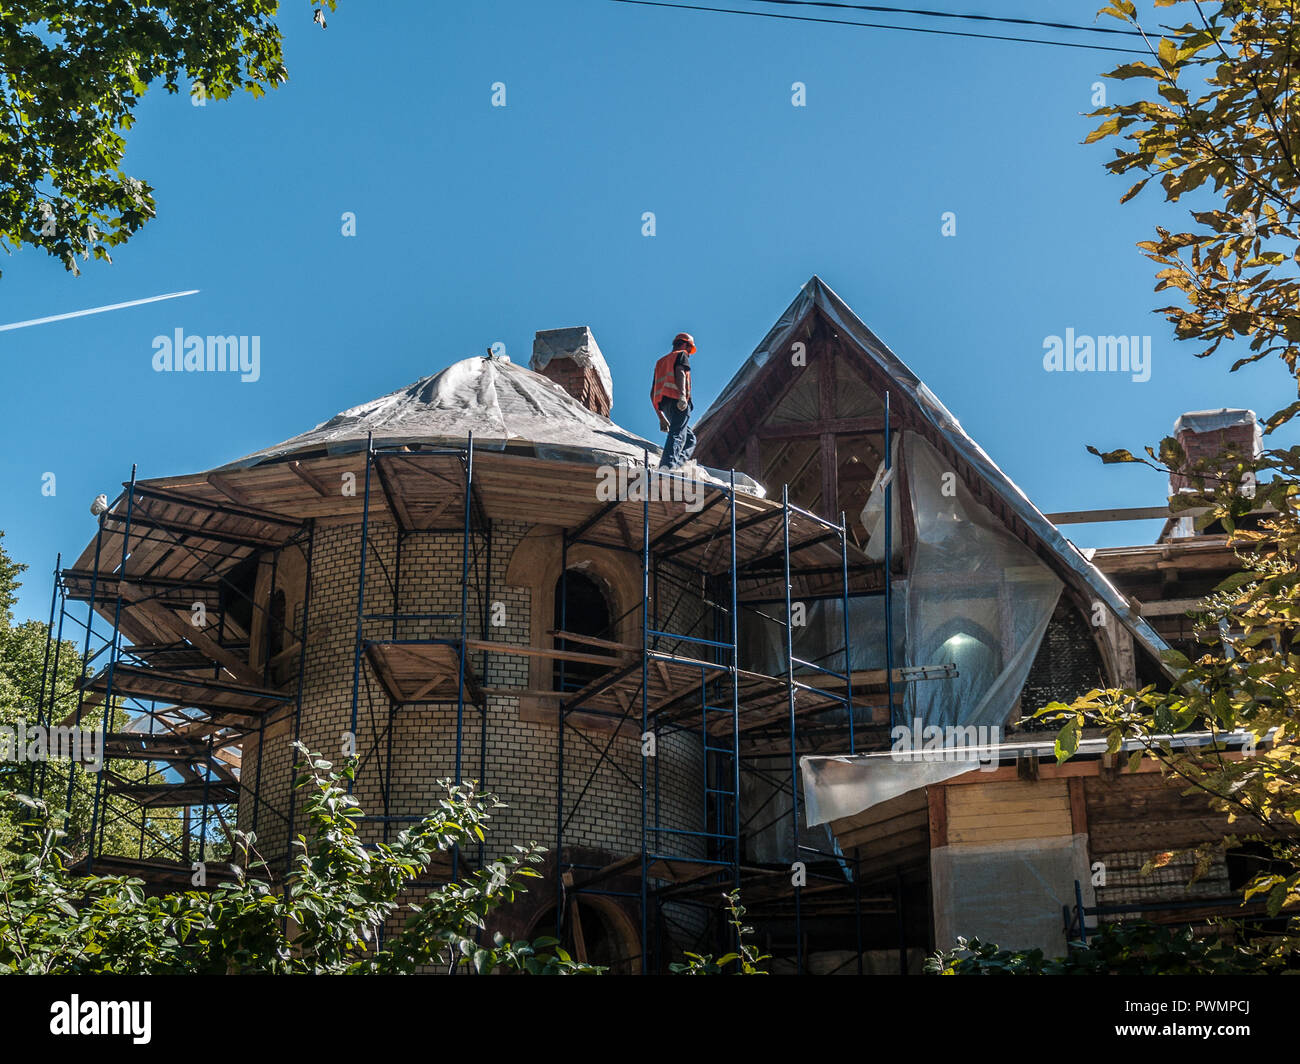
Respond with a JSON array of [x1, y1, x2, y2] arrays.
[[659, 397, 696, 469]]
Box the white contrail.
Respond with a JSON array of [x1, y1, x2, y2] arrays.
[[0, 289, 199, 332]]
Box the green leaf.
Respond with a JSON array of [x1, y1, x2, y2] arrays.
[[1160, 649, 1190, 670], [1087, 446, 1141, 464], [1055, 717, 1081, 762]]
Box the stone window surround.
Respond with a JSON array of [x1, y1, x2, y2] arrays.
[[504, 525, 643, 726]]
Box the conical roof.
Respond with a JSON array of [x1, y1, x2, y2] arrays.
[[218, 356, 660, 471]]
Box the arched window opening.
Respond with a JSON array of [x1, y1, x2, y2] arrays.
[[528, 901, 638, 973], [553, 570, 615, 692], [927, 616, 1002, 725]]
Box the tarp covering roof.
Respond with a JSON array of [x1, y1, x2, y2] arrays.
[[530, 327, 615, 411], [697, 276, 1171, 670], [219, 356, 648, 469], [215, 354, 763, 493]]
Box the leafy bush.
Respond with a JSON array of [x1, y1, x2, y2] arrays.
[[0, 745, 599, 975], [668, 890, 769, 975], [926, 922, 1284, 976]]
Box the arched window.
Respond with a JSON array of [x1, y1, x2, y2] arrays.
[[505, 530, 639, 722], [527, 899, 639, 973], [553, 570, 615, 692], [926, 617, 1002, 725]]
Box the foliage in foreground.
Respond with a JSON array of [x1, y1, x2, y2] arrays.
[[0, 530, 158, 863], [926, 922, 1285, 975], [0, 746, 598, 974], [0, 1, 338, 277], [669, 890, 769, 975], [990, 0, 1300, 967], [1090, 0, 1300, 408], [1035, 427, 1300, 955]]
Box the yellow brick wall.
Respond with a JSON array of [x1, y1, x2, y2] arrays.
[[239, 518, 706, 878]]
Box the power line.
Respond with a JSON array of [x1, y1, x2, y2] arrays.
[[606, 0, 1151, 54], [742, 0, 1145, 38]]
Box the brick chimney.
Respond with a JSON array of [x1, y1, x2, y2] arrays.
[[1169, 409, 1261, 495], [530, 327, 613, 417]]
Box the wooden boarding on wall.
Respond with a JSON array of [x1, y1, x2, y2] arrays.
[[943, 778, 1073, 845], [1084, 771, 1238, 852], [828, 787, 931, 881]]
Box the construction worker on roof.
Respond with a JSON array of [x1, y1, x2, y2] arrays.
[[651, 332, 697, 470]]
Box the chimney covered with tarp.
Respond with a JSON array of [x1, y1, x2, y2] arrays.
[[530, 327, 614, 417]]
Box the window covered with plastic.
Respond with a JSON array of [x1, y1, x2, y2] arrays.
[[886, 432, 1062, 731]]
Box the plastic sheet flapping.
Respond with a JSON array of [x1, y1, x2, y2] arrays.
[[859, 435, 902, 564], [804, 729, 1262, 827], [802, 753, 978, 827]]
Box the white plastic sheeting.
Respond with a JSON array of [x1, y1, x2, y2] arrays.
[[695, 276, 1170, 672], [739, 590, 905, 676], [801, 753, 979, 827], [859, 435, 903, 564], [529, 326, 615, 412], [797, 432, 1063, 829], [931, 835, 1095, 953], [216, 356, 763, 494], [904, 431, 1063, 731], [803, 729, 1261, 828], [693, 276, 1178, 837], [220, 357, 647, 468], [1173, 408, 1262, 457]]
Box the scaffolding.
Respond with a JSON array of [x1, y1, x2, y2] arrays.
[[346, 432, 492, 882], [551, 458, 889, 973], [36, 437, 922, 972], [37, 473, 313, 886]]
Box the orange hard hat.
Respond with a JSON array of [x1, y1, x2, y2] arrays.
[[673, 332, 696, 353]]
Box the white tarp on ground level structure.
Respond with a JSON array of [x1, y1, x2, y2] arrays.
[[802, 730, 1259, 826], [931, 835, 1095, 955]]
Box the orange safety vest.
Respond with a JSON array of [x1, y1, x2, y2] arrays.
[[650, 351, 690, 411]]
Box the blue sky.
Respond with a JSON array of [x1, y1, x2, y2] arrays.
[[3, 0, 1295, 622]]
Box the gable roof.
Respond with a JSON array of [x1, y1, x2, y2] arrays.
[[696, 276, 1172, 673]]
